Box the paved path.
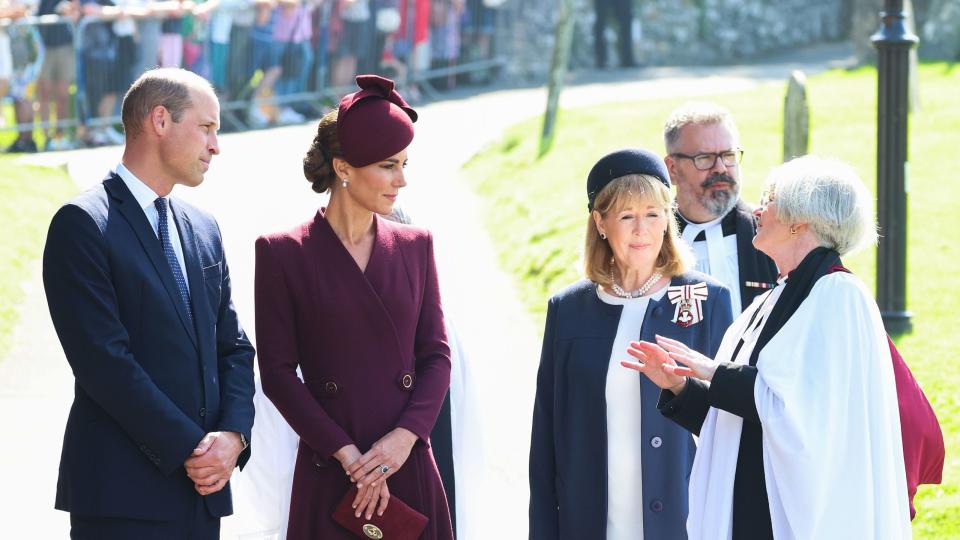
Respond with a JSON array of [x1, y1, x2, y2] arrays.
[[1, 42, 852, 538]]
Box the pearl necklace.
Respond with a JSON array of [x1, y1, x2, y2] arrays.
[[609, 261, 662, 299]]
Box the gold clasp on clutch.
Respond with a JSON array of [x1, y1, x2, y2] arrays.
[[362, 523, 384, 539]]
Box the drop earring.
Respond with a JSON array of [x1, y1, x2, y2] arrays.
[[341, 178, 348, 188]]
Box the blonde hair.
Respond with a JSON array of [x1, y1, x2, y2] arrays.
[[585, 174, 692, 286]]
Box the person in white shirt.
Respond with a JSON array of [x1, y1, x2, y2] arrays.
[[663, 102, 779, 317]]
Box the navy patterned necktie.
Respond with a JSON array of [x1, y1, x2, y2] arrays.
[[154, 197, 193, 323]]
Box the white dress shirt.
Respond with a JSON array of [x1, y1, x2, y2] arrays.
[[679, 213, 741, 316], [115, 163, 190, 294]]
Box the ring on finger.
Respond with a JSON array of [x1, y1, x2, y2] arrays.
[[379, 464, 390, 474]]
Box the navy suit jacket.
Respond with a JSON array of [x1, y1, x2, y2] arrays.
[[43, 173, 255, 521], [529, 272, 733, 540]]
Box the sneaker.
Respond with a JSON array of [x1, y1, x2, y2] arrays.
[[45, 136, 78, 151], [277, 107, 306, 125], [103, 126, 126, 146], [6, 138, 38, 153], [248, 106, 271, 128], [87, 129, 109, 147]]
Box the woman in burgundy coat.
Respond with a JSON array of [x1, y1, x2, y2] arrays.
[[254, 75, 454, 539]]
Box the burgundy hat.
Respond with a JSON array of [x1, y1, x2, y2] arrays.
[[337, 75, 418, 167]]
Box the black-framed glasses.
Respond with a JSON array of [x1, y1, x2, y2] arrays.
[[671, 149, 744, 171]]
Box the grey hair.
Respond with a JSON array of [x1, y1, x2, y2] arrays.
[[663, 101, 740, 153], [764, 155, 878, 256]]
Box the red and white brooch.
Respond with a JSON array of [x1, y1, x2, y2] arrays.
[[667, 282, 708, 327]]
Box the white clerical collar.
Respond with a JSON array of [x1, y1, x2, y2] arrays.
[[678, 211, 725, 234], [679, 208, 738, 315], [116, 163, 165, 212]]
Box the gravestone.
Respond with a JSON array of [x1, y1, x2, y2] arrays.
[[920, 0, 960, 60], [783, 70, 809, 162]]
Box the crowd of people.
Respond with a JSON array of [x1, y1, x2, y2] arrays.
[[39, 65, 943, 540], [0, 0, 502, 152]]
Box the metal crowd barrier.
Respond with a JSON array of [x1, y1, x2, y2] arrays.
[[1, 2, 506, 150]]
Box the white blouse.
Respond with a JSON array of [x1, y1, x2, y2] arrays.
[[597, 284, 667, 540]]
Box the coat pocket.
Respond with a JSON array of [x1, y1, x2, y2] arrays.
[[202, 262, 222, 309]]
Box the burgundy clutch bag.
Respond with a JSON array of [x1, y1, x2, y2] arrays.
[[332, 487, 429, 540]]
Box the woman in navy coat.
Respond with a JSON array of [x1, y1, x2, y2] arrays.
[[529, 149, 733, 540]]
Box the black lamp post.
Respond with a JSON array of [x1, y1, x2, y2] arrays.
[[871, 0, 917, 334]]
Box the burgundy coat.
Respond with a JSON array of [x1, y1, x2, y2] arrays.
[[255, 209, 453, 539]]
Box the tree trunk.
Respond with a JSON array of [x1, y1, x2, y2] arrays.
[[539, 0, 576, 157]]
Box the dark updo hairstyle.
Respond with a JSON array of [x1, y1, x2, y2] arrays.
[[303, 109, 342, 193]]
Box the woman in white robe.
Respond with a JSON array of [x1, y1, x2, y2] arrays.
[[622, 155, 910, 539]]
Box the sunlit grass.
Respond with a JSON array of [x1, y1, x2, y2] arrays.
[[0, 156, 77, 359], [463, 62, 960, 537]]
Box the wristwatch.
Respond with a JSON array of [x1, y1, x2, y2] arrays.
[[239, 433, 249, 450]]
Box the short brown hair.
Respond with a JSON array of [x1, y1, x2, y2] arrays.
[[302, 109, 343, 193], [121, 68, 212, 138], [584, 174, 692, 286]]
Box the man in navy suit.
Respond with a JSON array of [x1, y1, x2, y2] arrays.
[[43, 68, 255, 539]]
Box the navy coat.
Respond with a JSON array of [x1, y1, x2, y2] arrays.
[[529, 272, 733, 539], [43, 173, 255, 521]]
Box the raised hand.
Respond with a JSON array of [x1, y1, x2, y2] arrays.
[[621, 340, 687, 394], [653, 334, 719, 382]]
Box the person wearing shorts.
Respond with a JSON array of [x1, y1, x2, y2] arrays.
[[330, 0, 370, 87], [5, 12, 43, 153], [37, 0, 77, 149], [247, 0, 281, 127]]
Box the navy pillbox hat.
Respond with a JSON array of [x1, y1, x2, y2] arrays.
[[586, 148, 671, 211]]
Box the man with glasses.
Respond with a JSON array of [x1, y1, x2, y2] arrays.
[[663, 101, 778, 315]]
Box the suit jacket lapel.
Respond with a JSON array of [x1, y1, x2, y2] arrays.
[[310, 211, 407, 367], [105, 174, 198, 349], [171, 200, 204, 351]]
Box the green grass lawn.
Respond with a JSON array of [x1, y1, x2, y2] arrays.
[[0, 156, 77, 359], [463, 62, 959, 536]]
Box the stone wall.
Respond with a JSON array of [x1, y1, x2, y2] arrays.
[[497, 0, 850, 80]]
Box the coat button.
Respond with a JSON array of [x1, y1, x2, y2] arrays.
[[650, 499, 663, 513], [324, 381, 339, 394], [401, 374, 413, 389], [650, 436, 662, 448], [199, 407, 206, 417]]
